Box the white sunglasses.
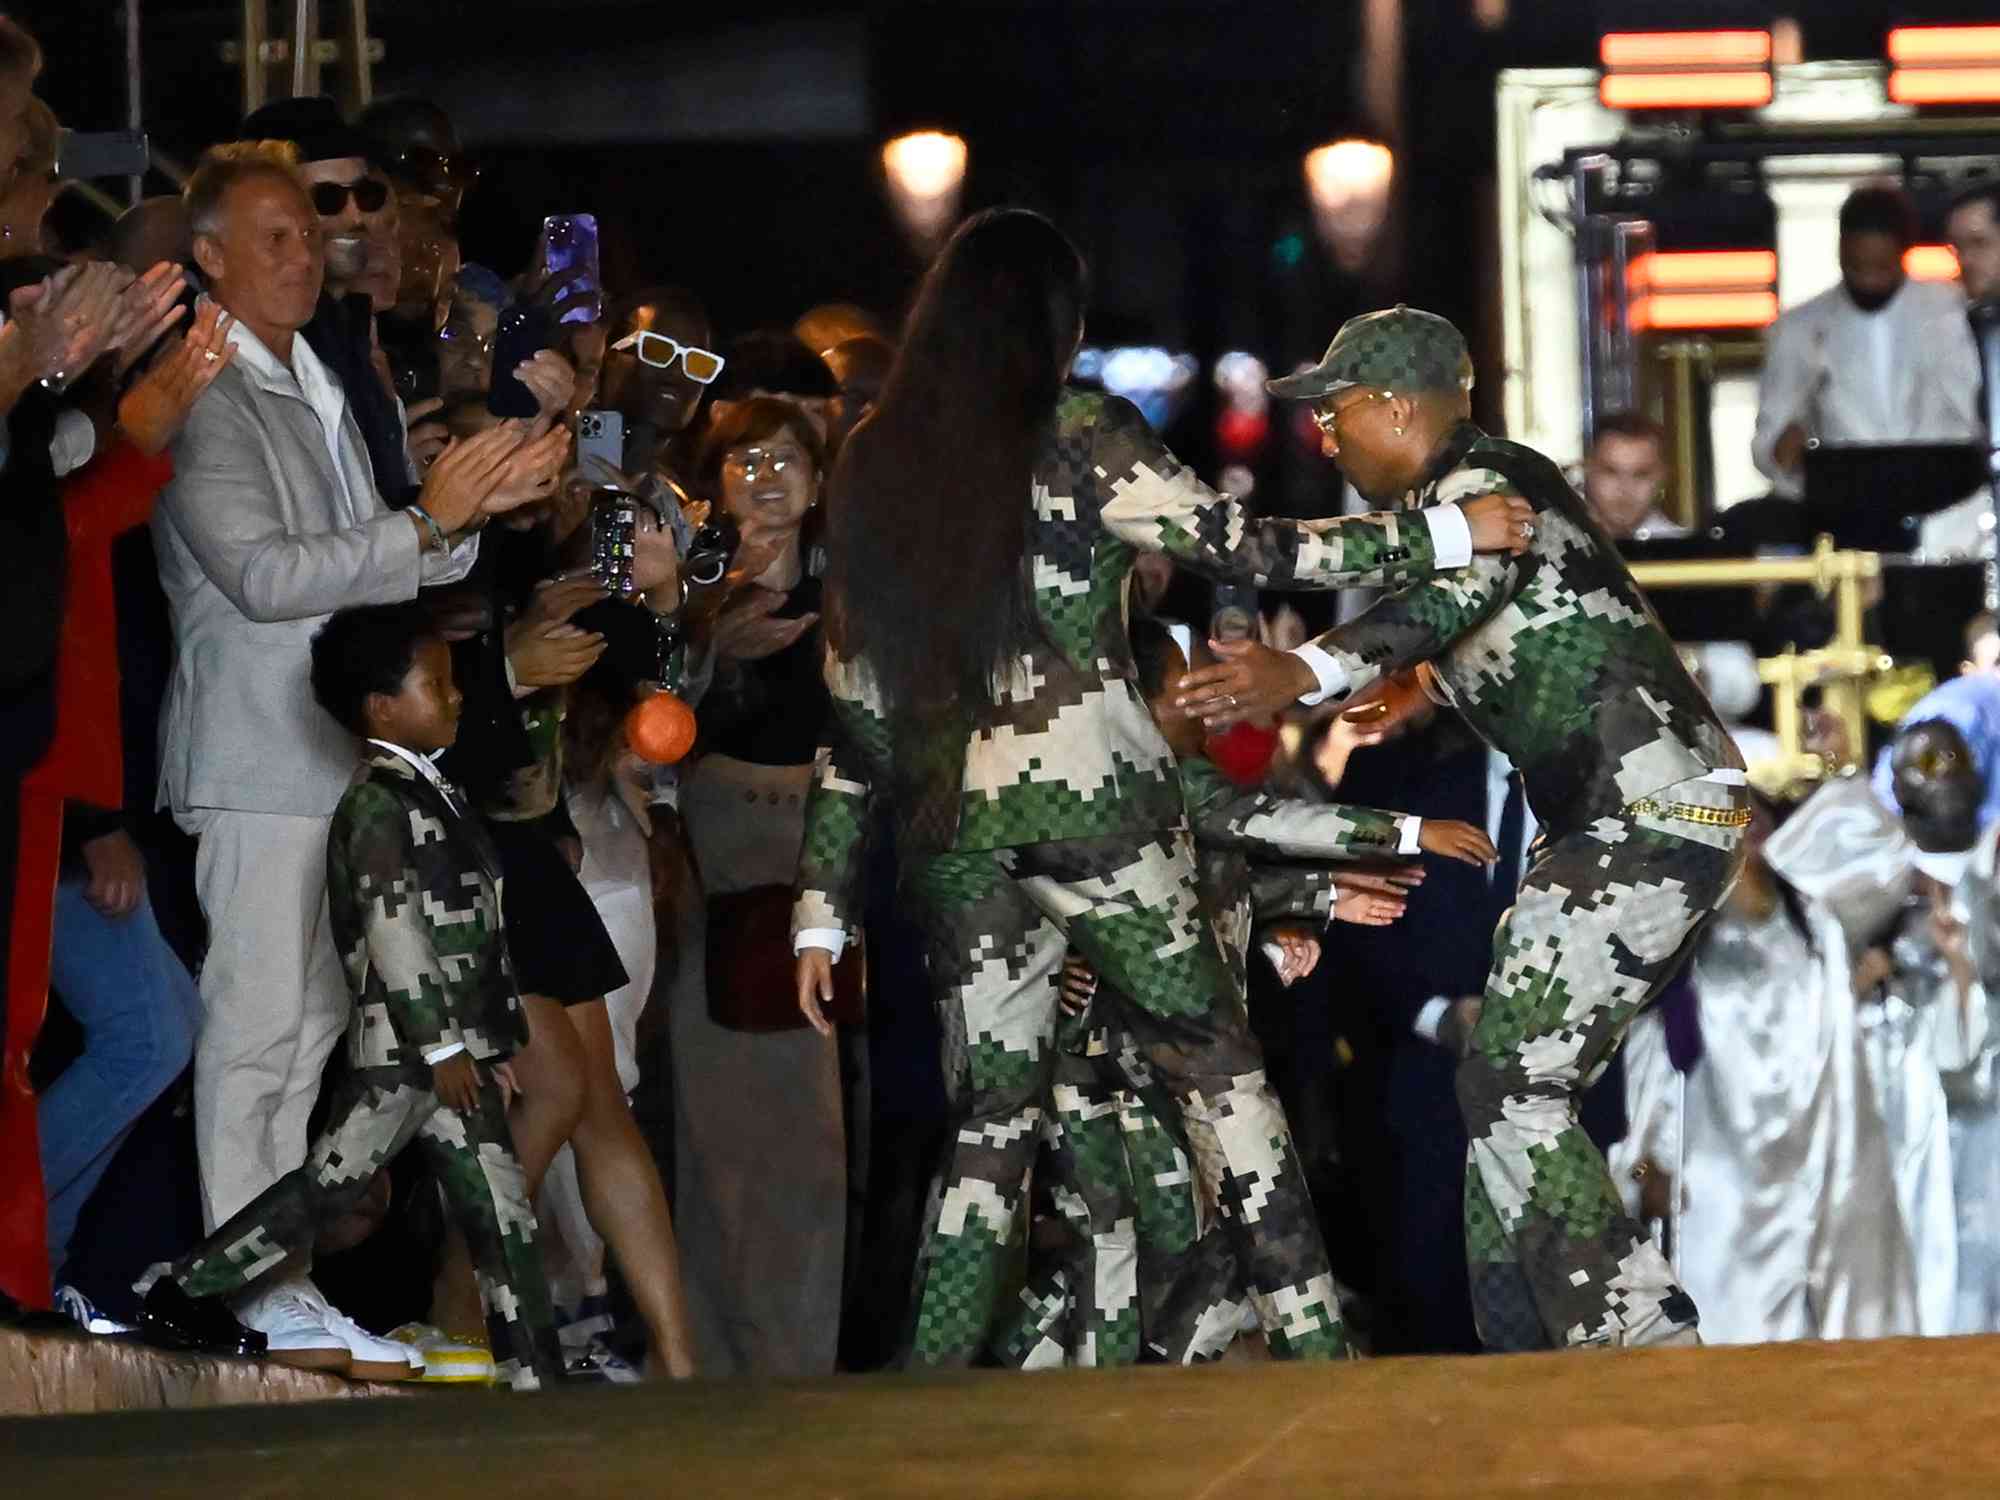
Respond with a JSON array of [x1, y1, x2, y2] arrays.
[[610, 331, 727, 384]]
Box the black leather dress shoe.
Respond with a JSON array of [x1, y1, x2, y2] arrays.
[[139, 1280, 267, 1357]]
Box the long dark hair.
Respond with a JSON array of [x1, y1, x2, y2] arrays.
[[826, 208, 1087, 712]]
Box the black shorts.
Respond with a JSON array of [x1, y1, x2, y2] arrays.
[[485, 817, 630, 1005]]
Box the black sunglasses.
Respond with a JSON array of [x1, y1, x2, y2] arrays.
[[309, 178, 391, 216]]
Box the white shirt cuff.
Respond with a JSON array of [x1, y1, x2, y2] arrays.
[[1413, 997, 1452, 1043], [1423, 502, 1473, 568], [1291, 642, 1349, 707], [1397, 814, 1423, 856], [422, 1041, 467, 1065], [795, 928, 847, 960]]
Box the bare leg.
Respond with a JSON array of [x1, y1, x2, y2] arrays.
[[564, 998, 697, 1379], [430, 995, 585, 1343]]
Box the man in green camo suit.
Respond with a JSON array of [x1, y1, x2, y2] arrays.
[[168, 613, 563, 1390], [1179, 307, 1750, 1351], [793, 387, 1536, 1366]]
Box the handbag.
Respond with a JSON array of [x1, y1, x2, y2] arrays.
[[706, 883, 864, 1032]]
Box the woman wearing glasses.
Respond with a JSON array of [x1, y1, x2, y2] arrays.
[[661, 397, 854, 1377]]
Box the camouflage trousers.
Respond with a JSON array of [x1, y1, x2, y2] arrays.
[[907, 829, 1344, 1367], [1459, 800, 1745, 1351], [990, 1007, 1250, 1368], [174, 1065, 564, 1390]]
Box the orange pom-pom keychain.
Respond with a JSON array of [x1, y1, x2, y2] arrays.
[[626, 688, 698, 765]]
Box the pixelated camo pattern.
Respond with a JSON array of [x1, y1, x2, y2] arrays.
[[175, 1070, 563, 1390], [1307, 426, 1742, 837], [1459, 800, 1743, 1350], [992, 802, 1372, 1367], [328, 752, 528, 1071], [905, 831, 1347, 1367], [793, 389, 1449, 946]]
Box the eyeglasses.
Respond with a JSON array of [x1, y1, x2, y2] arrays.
[[1310, 390, 1392, 437], [723, 445, 805, 481], [309, 178, 391, 216], [438, 321, 494, 357], [610, 331, 726, 384]]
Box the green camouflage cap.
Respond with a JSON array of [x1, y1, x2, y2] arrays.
[[1267, 305, 1473, 401]]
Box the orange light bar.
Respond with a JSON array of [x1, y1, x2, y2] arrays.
[[1601, 31, 1773, 69], [1630, 291, 1779, 333], [1890, 67, 2000, 106], [1888, 26, 2000, 65], [1906, 244, 1962, 281], [1627, 249, 1778, 292], [1602, 73, 1775, 110]]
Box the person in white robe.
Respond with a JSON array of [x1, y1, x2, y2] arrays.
[[1614, 801, 1919, 1344]]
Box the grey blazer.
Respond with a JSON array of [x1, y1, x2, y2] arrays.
[[152, 340, 466, 817]]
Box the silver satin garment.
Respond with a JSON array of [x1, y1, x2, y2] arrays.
[[1618, 895, 1920, 1344], [1926, 820, 2000, 1333]]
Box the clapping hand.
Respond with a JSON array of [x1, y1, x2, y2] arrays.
[[4, 262, 130, 392], [110, 261, 191, 377], [118, 300, 236, 456]]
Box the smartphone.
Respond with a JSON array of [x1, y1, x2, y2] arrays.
[[56, 129, 149, 180], [1210, 583, 1258, 644], [487, 302, 552, 419], [539, 213, 602, 327], [576, 408, 625, 482], [587, 488, 641, 600]]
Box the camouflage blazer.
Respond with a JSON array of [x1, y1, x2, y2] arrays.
[[1180, 755, 1403, 1000], [1302, 423, 1741, 838], [794, 389, 1460, 948], [1065, 755, 1405, 1055], [326, 748, 529, 1073]]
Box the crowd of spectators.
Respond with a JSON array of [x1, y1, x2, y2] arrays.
[[8, 6, 2000, 1387]]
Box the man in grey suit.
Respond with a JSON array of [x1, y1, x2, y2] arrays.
[[151, 143, 562, 1296]]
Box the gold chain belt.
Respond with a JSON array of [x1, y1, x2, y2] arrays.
[[1625, 797, 1753, 829]]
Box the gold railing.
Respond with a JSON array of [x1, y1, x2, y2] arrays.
[[1629, 535, 1891, 799]]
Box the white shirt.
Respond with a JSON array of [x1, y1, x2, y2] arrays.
[[364, 736, 460, 816], [1293, 502, 1473, 705], [225, 318, 359, 523], [1752, 278, 1980, 499]]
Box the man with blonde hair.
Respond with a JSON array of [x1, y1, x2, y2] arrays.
[[152, 140, 565, 1363]]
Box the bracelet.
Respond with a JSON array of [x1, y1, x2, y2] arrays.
[[408, 501, 448, 553]]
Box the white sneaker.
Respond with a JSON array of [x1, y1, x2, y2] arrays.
[[387, 1323, 497, 1385], [233, 1284, 351, 1373], [54, 1284, 132, 1336], [291, 1283, 422, 1382]]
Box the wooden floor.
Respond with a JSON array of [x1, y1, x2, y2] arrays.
[[5, 1333, 1996, 1496]]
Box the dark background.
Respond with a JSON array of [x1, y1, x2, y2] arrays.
[[21, 0, 2000, 486]]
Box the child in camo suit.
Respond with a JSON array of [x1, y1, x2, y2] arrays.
[[994, 618, 1497, 1366], [159, 604, 563, 1391]]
